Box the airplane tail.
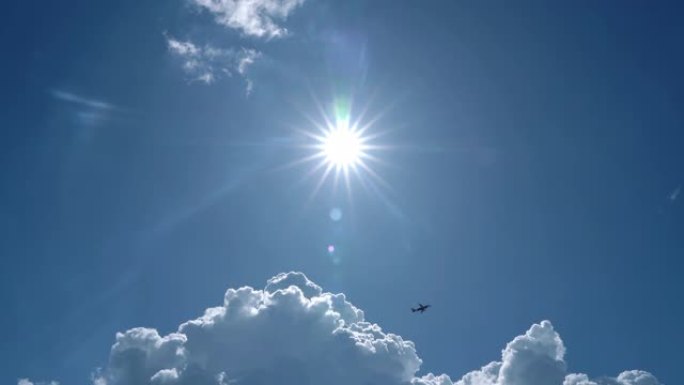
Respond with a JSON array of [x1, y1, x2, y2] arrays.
[[411, 308, 417, 312]]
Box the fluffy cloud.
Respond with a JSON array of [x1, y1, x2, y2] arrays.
[[89, 272, 662, 385], [563, 371, 662, 385], [418, 321, 662, 385], [446, 321, 566, 385], [192, 0, 306, 39], [166, 36, 260, 92], [95, 272, 418, 385]]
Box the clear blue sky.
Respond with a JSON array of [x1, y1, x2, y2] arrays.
[[1, 1, 682, 385]]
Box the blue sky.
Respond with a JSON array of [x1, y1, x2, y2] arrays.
[[1, 1, 682, 385]]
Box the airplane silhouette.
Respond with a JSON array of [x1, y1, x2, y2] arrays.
[[411, 303, 431, 313]]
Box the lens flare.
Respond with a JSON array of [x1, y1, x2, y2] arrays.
[[329, 208, 343, 221]]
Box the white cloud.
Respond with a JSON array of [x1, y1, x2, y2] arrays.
[[564, 373, 598, 385], [169, 0, 302, 91], [614, 371, 662, 385], [51, 90, 117, 111], [237, 49, 260, 75], [420, 321, 663, 385], [447, 321, 566, 385], [18, 379, 59, 385], [669, 186, 680, 202], [51, 89, 122, 127], [167, 39, 201, 57], [237, 48, 261, 96], [563, 371, 661, 385], [192, 0, 306, 39], [166, 36, 260, 93], [85, 272, 662, 385]]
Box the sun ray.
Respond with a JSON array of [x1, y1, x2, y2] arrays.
[[357, 160, 391, 190], [307, 162, 336, 203], [273, 151, 326, 172], [343, 166, 353, 197], [308, 87, 337, 133]]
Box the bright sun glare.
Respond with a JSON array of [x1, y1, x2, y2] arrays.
[[291, 96, 387, 197], [322, 121, 364, 169]]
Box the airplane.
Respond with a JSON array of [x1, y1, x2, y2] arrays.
[[411, 303, 431, 313]]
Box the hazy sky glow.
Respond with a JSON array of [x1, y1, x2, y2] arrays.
[[2, 1, 682, 385]]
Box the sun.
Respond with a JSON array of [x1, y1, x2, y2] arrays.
[[303, 114, 379, 194], [287, 96, 389, 197], [321, 120, 365, 170]]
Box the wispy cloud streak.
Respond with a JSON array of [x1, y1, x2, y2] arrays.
[[166, 36, 260, 94], [51, 90, 117, 111], [50, 89, 124, 128]]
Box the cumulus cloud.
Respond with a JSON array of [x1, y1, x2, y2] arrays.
[[563, 371, 662, 385], [192, 0, 306, 39], [417, 321, 662, 385], [166, 36, 260, 92], [95, 272, 417, 385], [446, 321, 566, 385], [87, 272, 662, 385]]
